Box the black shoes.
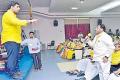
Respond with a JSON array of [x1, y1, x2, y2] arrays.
[[66, 71, 78, 76], [75, 71, 85, 80], [77, 71, 85, 77], [75, 76, 86, 80], [66, 70, 86, 80], [66, 70, 85, 76]]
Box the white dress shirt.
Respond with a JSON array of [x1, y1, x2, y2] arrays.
[[21, 38, 41, 54], [88, 32, 115, 61]]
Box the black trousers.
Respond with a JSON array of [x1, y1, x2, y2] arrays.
[[31, 52, 42, 69], [110, 64, 120, 73]]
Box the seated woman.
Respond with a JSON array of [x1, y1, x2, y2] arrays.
[[111, 40, 120, 72], [104, 39, 120, 80]]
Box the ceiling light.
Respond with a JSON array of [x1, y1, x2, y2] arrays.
[[80, 0, 84, 4], [71, 7, 78, 10]]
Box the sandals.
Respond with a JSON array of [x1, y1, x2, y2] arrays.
[[77, 71, 85, 77], [75, 76, 86, 80], [66, 70, 78, 76]]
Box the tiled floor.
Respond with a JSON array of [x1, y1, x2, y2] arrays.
[[26, 50, 78, 80]]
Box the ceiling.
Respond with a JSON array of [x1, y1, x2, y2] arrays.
[[105, 6, 120, 12], [49, 0, 111, 12], [0, 0, 120, 17]]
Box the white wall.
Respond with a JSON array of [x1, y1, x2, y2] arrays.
[[23, 15, 65, 47], [90, 17, 120, 37]]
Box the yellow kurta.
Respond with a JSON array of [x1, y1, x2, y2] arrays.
[[1, 9, 28, 44]]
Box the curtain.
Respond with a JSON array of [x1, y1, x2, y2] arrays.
[[64, 24, 90, 39], [77, 24, 90, 37], [65, 24, 78, 39]]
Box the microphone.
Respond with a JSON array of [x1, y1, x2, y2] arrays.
[[84, 33, 91, 42]]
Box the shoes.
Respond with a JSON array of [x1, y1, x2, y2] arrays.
[[34, 67, 42, 71], [16, 71, 22, 76], [77, 71, 85, 77], [12, 71, 22, 79], [66, 71, 78, 76], [66, 71, 71, 74], [75, 76, 86, 80]]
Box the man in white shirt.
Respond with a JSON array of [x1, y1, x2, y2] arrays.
[[85, 24, 115, 80], [21, 32, 42, 70]]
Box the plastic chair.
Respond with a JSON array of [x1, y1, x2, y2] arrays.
[[47, 40, 55, 49]]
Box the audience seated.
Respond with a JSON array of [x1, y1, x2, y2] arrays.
[[56, 39, 84, 60], [108, 29, 114, 37], [111, 39, 120, 74], [111, 40, 120, 65], [67, 38, 120, 80]]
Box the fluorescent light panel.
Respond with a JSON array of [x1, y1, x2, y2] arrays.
[[80, 0, 84, 4], [71, 7, 78, 10]]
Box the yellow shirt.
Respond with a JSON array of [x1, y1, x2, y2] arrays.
[[1, 9, 28, 44], [111, 51, 120, 65]]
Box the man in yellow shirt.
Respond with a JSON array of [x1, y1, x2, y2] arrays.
[[1, 1, 37, 79]]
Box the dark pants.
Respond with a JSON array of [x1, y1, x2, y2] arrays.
[[110, 64, 120, 73], [4, 41, 20, 75], [32, 52, 42, 69]]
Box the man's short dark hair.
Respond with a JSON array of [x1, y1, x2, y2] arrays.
[[29, 31, 34, 34], [98, 24, 106, 32], [8, 1, 20, 9]]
